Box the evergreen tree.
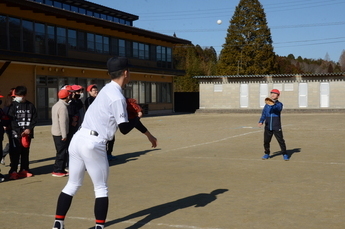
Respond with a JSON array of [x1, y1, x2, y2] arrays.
[[218, 0, 276, 75], [173, 44, 217, 92]]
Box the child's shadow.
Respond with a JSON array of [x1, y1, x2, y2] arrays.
[[270, 148, 301, 159], [100, 189, 228, 229], [109, 148, 160, 166]]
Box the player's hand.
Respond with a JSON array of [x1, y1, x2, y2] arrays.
[[22, 129, 31, 136], [146, 133, 157, 148], [62, 138, 67, 141], [258, 123, 263, 128]]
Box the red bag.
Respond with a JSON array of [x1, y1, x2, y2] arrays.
[[21, 134, 31, 148]]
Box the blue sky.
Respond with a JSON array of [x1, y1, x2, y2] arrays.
[[95, 0, 345, 62]]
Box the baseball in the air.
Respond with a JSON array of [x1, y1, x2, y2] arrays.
[[217, 19, 222, 25]]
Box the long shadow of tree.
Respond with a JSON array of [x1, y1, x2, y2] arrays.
[[103, 189, 228, 229], [270, 148, 301, 159]]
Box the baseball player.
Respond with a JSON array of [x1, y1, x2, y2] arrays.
[[258, 89, 288, 161], [52, 57, 157, 229]]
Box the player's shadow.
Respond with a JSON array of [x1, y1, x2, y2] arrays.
[[109, 148, 161, 166], [270, 148, 301, 159], [102, 189, 228, 229]]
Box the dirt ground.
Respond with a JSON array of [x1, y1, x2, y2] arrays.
[[0, 113, 344, 229]]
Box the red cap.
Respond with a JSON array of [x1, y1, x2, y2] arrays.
[[58, 89, 70, 99], [11, 89, 16, 97], [61, 85, 73, 91], [71, 85, 83, 91], [0, 94, 3, 98], [87, 84, 97, 92], [270, 89, 280, 95]]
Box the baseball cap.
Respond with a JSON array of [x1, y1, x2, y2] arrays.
[[107, 56, 131, 73], [87, 84, 97, 92], [58, 89, 70, 99], [270, 89, 280, 95], [61, 85, 73, 91], [0, 94, 3, 98], [71, 85, 83, 91]]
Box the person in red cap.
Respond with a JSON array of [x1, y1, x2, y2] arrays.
[[68, 85, 84, 134], [85, 84, 98, 110], [51, 89, 71, 177], [258, 89, 288, 161], [8, 86, 37, 179]]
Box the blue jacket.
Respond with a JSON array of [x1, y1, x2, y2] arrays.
[[259, 100, 283, 131]]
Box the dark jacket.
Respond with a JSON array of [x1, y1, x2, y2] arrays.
[[84, 96, 95, 111], [259, 100, 283, 131], [8, 100, 37, 138]]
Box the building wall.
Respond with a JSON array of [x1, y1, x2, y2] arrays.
[[0, 63, 36, 103], [0, 2, 188, 120], [198, 78, 345, 110]]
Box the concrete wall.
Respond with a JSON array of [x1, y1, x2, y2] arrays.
[[198, 78, 345, 110]]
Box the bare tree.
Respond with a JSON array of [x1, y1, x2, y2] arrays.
[[339, 50, 345, 71]]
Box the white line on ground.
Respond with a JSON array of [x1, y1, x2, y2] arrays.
[[0, 211, 224, 229], [159, 129, 263, 154]]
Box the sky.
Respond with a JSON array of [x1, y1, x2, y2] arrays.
[[94, 0, 345, 62]]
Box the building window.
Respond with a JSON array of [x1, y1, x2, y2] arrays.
[[139, 43, 145, 59], [133, 42, 138, 58], [86, 10, 93, 17], [63, 3, 71, 11], [103, 36, 109, 54], [132, 81, 139, 101], [71, 6, 78, 13], [151, 83, 157, 103], [79, 8, 86, 14], [56, 27, 66, 56], [145, 82, 151, 103], [87, 33, 94, 51], [47, 25, 56, 55], [167, 47, 172, 67], [45, 0, 53, 6], [156, 46, 162, 61], [77, 31, 86, 51], [22, 20, 34, 53], [94, 12, 100, 18], [95, 34, 102, 53], [9, 17, 21, 52], [101, 14, 107, 20], [0, 15, 7, 50], [119, 39, 125, 56], [35, 22, 46, 54], [53, 1, 62, 9], [107, 15, 113, 22], [68, 29, 77, 50], [110, 37, 118, 55], [145, 44, 149, 59]]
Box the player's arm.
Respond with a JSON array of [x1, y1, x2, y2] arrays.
[[118, 117, 138, 135], [258, 106, 266, 126]]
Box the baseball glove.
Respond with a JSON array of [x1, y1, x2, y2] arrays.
[[265, 97, 275, 106]]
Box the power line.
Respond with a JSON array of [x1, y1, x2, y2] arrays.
[[136, 0, 345, 21], [154, 21, 345, 33]]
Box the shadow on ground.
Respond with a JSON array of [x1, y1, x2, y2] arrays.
[[99, 189, 228, 229], [270, 148, 301, 159], [109, 149, 161, 166]]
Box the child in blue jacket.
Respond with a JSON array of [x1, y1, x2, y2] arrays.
[[258, 89, 288, 161]]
